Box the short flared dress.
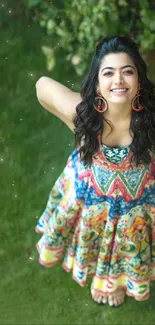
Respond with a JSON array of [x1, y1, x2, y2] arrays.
[[35, 141, 155, 301]]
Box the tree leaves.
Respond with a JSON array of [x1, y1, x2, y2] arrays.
[[24, 0, 155, 75]]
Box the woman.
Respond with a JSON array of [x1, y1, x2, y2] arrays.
[[35, 36, 155, 307]]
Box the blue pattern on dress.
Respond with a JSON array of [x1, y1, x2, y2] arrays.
[[103, 144, 129, 164]]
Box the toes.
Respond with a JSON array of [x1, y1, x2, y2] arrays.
[[91, 285, 95, 299], [108, 290, 125, 307], [108, 297, 114, 306], [102, 296, 108, 304], [109, 296, 119, 307], [96, 295, 103, 304], [114, 297, 120, 307], [118, 291, 125, 304], [114, 295, 121, 306], [90, 284, 107, 305], [91, 286, 100, 303], [93, 292, 98, 303], [93, 291, 103, 304]]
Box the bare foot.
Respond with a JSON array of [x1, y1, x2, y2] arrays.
[[108, 288, 126, 307], [91, 283, 108, 304]]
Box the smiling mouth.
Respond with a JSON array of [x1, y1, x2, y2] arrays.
[[111, 88, 129, 93]]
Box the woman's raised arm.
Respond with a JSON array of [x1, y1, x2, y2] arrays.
[[35, 76, 81, 132]]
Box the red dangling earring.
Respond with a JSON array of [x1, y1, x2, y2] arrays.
[[131, 84, 143, 112], [94, 90, 108, 113]]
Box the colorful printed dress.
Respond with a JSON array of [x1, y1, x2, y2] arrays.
[[36, 142, 155, 301]]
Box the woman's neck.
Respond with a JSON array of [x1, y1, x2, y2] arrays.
[[103, 103, 132, 123]]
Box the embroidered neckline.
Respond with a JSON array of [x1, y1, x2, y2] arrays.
[[101, 143, 131, 149]]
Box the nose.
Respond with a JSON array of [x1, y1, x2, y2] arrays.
[[114, 71, 123, 84]]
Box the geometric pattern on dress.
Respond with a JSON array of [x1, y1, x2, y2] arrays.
[[91, 151, 152, 201]]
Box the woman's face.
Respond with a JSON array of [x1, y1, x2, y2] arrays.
[[98, 52, 139, 106]]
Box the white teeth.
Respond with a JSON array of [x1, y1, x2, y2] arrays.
[[112, 89, 127, 92]]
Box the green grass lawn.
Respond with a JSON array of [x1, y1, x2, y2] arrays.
[[0, 18, 155, 325]]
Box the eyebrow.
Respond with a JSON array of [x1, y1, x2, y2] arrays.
[[101, 65, 136, 72]]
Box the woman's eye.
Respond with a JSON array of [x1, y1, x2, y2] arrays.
[[124, 70, 133, 75], [103, 70, 134, 76], [103, 72, 113, 76]]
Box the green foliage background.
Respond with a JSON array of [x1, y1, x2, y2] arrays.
[[26, 0, 155, 75], [1, 0, 155, 76]]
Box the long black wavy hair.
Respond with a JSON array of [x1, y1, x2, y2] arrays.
[[73, 36, 155, 167]]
